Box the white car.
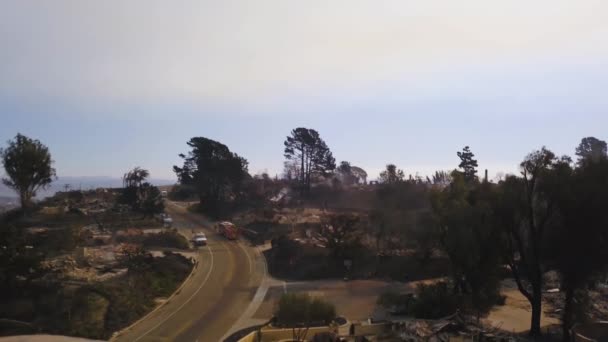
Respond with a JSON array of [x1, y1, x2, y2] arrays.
[[163, 216, 173, 228], [192, 233, 207, 246]]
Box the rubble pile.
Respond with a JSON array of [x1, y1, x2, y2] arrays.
[[42, 255, 78, 273], [83, 245, 117, 266], [392, 313, 524, 342], [589, 288, 608, 321], [545, 286, 608, 322], [40, 247, 124, 283], [80, 224, 112, 245]]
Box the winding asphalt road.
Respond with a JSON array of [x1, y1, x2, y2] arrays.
[[113, 202, 266, 342]]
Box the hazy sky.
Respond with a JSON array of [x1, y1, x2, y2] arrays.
[[2, 1, 608, 180]]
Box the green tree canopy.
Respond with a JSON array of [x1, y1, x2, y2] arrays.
[[548, 158, 608, 340], [119, 167, 164, 217], [122, 167, 150, 188], [138, 182, 164, 218], [575, 136, 607, 166], [1, 134, 56, 210], [174, 137, 249, 216], [457, 146, 478, 183], [336, 161, 356, 186], [284, 128, 335, 192], [378, 164, 404, 184], [431, 173, 504, 316]]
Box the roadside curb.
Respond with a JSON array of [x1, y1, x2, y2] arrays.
[[109, 243, 200, 341]]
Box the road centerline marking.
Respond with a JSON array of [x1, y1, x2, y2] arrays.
[[132, 242, 215, 342], [220, 245, 270, 341], [236, 241, 254, 275]]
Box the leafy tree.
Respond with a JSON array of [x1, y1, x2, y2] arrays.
[[142, 230, 189, 250], [494, 147, 570, 337], [168, 184, 197, 201], [457, 146, 478, 183], [271, 234, 301, 265], [119, 168, 164, 216], [243, 172, 281, 204], [337, 161, 351, 174], [284, 128, 336, 193], [122, 167, 150, 188], [575, 136, 607, 166], [173, 137, 249, 216], [378, 164, 404, 184], [275, 293, 336, 341], [410, 282, 458, 319], [1, 134, 56, 210], [319, 214, 362, 259], [336, 161, 357, 186], [139, 183, 164, 218], [120, 184, 139, 209], [548, 158, 608, 340], [371, 180, 431, 257], [431, 173, 504, 317]]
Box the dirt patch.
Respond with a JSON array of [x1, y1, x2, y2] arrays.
[[254, 280, 413, 322], [483, 280, 560, 333]]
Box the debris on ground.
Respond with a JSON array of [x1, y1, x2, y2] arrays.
[[392, 313, 526, 342]]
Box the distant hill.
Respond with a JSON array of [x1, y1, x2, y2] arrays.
[[0, 176, 175, 199]]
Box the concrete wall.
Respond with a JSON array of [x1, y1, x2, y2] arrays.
[[237, 323, 392, 342], [259, 327, 334, 342], [237, 332, 258, 342]]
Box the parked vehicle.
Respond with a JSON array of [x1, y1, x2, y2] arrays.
[[216, 221, 238, 240], [192, 233, 207, 246], [163, 216, 173, 228]]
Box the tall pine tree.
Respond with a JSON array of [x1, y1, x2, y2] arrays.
[[284, 128, 335, 193], [457, 146, 479, 183]]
